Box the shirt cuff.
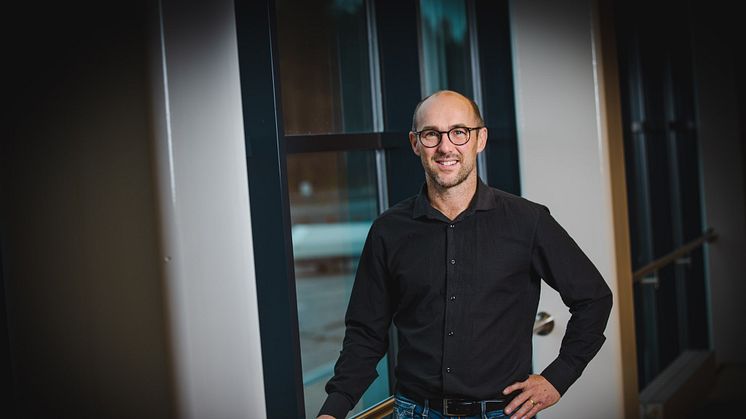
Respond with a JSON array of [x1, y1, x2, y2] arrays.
[[318, 392, 354, 419], [540, 357, 579, 396]]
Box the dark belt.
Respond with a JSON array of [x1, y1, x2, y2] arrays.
[[402, 392, 514, 416]]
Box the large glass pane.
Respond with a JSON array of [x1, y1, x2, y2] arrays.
[[276, 0, 374, 134], [287, 150, 389, 418], [616, 0, 710, 390], [419, 0, 473, 96]]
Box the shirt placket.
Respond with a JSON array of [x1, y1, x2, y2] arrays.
[[442, 221, 458, 385]]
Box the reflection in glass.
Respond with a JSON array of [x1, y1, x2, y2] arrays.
[[287, 151, 388, 418], [276, 0, 374, 134], [419, 0, 473, 97]]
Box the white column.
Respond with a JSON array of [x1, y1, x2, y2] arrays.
[[510, 0, 625, 417], [150, 0, 267, 417]]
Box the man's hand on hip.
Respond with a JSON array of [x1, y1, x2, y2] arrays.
[[317, 415, 336, 419], [502, 374, 560, 419]]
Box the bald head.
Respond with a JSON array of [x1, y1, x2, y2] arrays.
[[411, 90, 484, 132]]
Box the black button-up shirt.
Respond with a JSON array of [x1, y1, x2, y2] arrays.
[[319, 181, 612, 418]]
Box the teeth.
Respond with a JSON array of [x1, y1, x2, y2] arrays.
[[438, 160, 458, 166]]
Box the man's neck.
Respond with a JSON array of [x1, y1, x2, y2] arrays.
[[426, 175, 478, 221]]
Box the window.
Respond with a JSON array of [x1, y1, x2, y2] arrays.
[[419, 0, 474, 97], [276, 0, 374, 135], [615, 0, 709, 389], [276, 1, 389, 416]]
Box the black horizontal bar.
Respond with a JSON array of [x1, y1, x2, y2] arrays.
[[285, 132, 409, 154]]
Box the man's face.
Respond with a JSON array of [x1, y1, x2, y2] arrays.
[[409, 93, 487, 190]]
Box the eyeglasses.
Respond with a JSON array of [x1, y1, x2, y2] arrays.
[[414, 126, 484, 148]]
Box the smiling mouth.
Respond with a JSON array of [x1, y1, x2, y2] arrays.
[[435, 159, 459, 167]]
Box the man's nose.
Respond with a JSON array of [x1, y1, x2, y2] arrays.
[[436, 132, 456, 152]]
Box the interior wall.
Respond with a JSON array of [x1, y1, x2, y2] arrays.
[[510, 0, 626, 417], [689, 1, 746, 365], [3, 1, 268, 417], [152, 0, 267, 417], [2, 2, 173, 417]]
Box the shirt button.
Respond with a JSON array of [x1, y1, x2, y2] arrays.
[[450, 259, 456, 265], [448, 331, 454, 336], [446, 367, 452, 373], [450, 295, 456, 301]]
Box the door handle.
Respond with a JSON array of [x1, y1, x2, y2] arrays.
[[533, 311, 554, 336]]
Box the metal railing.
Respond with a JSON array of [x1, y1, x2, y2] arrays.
[[633, 228, 717, 284]]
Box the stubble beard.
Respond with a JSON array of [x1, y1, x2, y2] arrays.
[[424, 153, 475, 191]]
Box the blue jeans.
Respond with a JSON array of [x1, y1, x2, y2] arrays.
[[394, 393, 509, 419]]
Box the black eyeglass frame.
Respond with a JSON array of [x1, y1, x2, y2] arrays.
[[413, 126, 485, 148]]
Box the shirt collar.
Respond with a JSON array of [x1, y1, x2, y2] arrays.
[[412, 178, 496, 221]]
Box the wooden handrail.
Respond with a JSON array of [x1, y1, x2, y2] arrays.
[[350, 396, 395, 419], [633, 228, 717, 283]]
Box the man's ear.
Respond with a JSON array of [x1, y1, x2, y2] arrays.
[[409, 132, 421, 156], [477, 127, 488, 153]]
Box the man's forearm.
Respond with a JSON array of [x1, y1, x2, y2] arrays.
[[542, 292, 613, 395]]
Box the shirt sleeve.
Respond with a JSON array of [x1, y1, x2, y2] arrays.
[[530, 205, 613, 396], [318, 224, 395, 419]]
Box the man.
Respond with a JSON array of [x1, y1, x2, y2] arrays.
[[318, 91, 612, 419]]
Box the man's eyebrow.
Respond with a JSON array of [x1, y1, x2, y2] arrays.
[[416, 123, 469, 131]]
